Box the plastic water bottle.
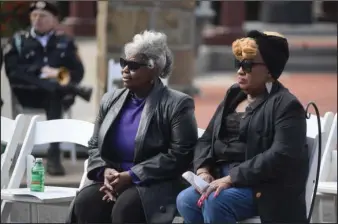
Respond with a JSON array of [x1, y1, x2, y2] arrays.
[[30, 158, 45, 192]]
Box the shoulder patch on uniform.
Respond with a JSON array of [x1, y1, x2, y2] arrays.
[[16, 30, 28, 36]]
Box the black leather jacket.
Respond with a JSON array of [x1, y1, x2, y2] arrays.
[[194, 81, 309, 223], [67, 79, 198, 224]]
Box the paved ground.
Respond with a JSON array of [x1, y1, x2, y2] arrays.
[[2, 37, 337, 223]]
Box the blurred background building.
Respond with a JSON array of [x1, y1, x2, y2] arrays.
[[57, 1, 337, 36]]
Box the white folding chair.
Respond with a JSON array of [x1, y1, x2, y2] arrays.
[[316, 113, 337, 223], [11, 91, 76, 164], [1, 115, 95, 223], [1, 115, 26, 189]]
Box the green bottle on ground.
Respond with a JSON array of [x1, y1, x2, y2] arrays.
[[30, 158, 45, 192]]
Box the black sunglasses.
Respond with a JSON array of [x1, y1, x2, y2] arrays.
[[235, 59, 265, 73], [120, 58, 148, 71]]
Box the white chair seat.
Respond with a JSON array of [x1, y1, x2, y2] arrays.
[[1, 186, 77, 204], [318, 181, 337, 195], [1, 116, 94, 223]]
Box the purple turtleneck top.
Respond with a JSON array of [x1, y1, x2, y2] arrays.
[[97, 94, 145, 184]]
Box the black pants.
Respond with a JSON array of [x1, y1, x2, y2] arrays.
[[74, 183, 146, 224], [14, 89, 72, 152]]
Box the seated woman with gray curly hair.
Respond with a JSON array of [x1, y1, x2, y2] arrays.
[[66, 30, 198, 224]]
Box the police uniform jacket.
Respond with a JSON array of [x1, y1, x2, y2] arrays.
[[3, 28, 84, 94]]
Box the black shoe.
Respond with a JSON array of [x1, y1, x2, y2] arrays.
[[46, 145, 66, 176], [46, 160, 66, 176]]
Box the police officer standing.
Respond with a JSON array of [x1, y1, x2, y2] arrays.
[[3, 1, 92, 176]]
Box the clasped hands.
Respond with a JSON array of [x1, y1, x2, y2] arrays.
[[40, 66, 60, 79], [99, 168, 132, 202], [196, 168, 232, 207]]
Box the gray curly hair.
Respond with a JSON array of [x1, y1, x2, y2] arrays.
[[124, 30, 173, 79]]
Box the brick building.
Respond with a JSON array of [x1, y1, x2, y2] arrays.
[[59, 1, 337, 40]]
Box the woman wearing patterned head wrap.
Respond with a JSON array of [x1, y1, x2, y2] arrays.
[[177, 30, 309, 223]]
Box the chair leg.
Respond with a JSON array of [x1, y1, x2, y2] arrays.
[[318, 199, 325, 223], [1, 201, 12, 223], [29, 204, 39, 223], [70, 146, 77, 165], [334, 196, 337, 223]]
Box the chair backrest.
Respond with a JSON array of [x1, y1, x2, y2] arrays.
[[319, 113, 337, 182], [1, 115, 26, 189], [304, 112, 330, 220], [6, 115, 95, 190], [306, 112, 334, 157]]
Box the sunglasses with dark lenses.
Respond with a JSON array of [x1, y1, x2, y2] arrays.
[[235, 59, 265, 73], [120, 58, 148, 71]]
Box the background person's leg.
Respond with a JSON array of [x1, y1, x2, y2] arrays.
[[176, 186, 204, 223], [202, 187, 257, 223], [44, 92, 64, 175], [74, 183, 114, 223], [111, 186, 146, 223]]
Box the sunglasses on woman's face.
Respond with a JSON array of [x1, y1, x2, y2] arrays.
[[120, 58, 148, 71], [235, 59, 265, 73]]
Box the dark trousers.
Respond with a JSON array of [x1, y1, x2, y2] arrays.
[[74, 183, 146, 224], [14, 89, 64, 151]]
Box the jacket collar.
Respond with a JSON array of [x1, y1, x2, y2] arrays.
[[134, 78, 165, 162], [99, 78, 165, 162], [215, 81, 283, 138]]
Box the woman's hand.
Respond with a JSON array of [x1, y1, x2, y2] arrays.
[[208, 175, 232, 197], [198, 172, 214, 183], [110, 171, 132, 193], [197, 175, 232, 207], [196, 167, 214, 183], [100, 168, 119, 201]]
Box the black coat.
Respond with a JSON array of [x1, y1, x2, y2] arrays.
[[194, 81, 309, 223], [67, 80, 198, 223], [3, 28, 84, 104]]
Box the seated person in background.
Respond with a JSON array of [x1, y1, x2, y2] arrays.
[[176, 30, 309, 223], [3, 1, 92, 176], [66, 30, 198, 224]]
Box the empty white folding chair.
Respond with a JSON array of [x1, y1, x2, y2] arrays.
[[11, 91, 77, 164], [1, 115, 26, 189], [316, 113, 337, 223], [1, 115, 94, 223], [306, 112, 334, 158]]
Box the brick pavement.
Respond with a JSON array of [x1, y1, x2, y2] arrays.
[[194, 73, 337, 129]]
